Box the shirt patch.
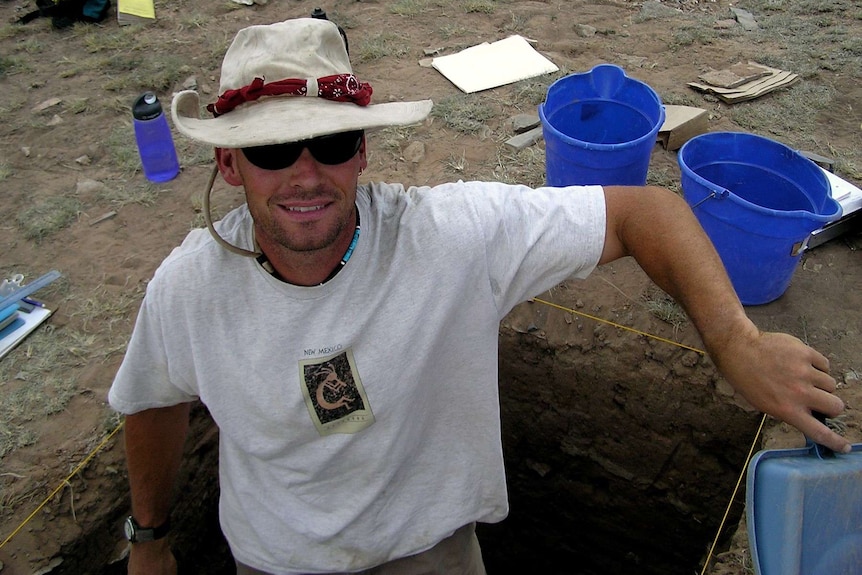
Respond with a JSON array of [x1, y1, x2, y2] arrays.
[[299, 348, 375, 436]]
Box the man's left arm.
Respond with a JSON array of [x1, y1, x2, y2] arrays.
[[599, 185, 849, 453]]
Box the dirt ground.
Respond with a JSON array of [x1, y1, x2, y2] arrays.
[[0, 0, 860, 574]]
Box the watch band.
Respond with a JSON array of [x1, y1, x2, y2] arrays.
[[124, 515, 171, 543]]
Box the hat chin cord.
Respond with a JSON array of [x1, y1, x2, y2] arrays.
[[203, 164, 261, 258]]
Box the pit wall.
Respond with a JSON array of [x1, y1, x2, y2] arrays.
[[484, 297, 760, 574]]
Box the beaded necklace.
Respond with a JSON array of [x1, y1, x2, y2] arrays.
[[256, 209, 360, 285]]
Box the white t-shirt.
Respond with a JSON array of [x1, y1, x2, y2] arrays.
[[109, 180, 606, 574]]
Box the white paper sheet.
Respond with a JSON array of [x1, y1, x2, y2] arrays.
[[432, 35, 559, 94]]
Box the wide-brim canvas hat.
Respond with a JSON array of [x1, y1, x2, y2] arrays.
[[172, 18, 433, 148]]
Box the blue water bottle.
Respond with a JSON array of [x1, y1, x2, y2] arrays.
[[132, 92, 180, 183], [311, 7, 349, 55]]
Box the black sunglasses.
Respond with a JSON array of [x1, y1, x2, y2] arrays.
[[241, 130, 364, 171]]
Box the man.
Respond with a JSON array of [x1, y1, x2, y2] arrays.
[[108, 17, 849, 575]]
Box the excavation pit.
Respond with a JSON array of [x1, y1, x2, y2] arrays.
[[36, 289, 760, 575]]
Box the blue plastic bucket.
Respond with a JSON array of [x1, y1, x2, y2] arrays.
[[538, 64, 665, 186], [678, 132, 842, 305]]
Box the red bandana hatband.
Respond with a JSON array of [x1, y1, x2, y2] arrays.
[[206, 74, 373, 117]]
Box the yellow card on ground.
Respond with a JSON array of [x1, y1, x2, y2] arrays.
[[118, 0, 155, 23]]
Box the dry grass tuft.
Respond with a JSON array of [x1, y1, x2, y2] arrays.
[[491, 146, 546, 189], [16, 196, 83, 242], [0, 329, 79, 459], [432, 94, 499, 135], [0, 277, 141, 462]]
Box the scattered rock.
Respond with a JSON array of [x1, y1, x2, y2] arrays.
[[21, 146, 31, 157], [31, 558, 63, 575], [680, 352, 700, 368], [575, 24, 597, 38], [639, 0, 682, 20], [402, 141, 425, 163], [510, 113, 540, 134], [715, 379, 735, 397], [89, 210, 118, 227], [616, 54, 650, 68], [844, 370, 860, 386], [714, 19, 737, 30], [182, 75, 198, 90], [32, 97, 62, 113], [418, 58, 434, 68], [526, 459, 552, 477], [803, 259, 822, 272], [504, 126, 543, 150], [730, 7, 759, 31], [74, 155, 91, 166], [47, 115, 63, 126], [76, 179, 106, 195]]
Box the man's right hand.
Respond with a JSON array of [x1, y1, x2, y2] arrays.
[[128, 539, 177, 575]]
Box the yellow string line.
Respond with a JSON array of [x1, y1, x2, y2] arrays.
[[532, 297, 706, 355], [0, 299, 757, 561], [0, 419, 125, 550], [531, 296, 765, 574], [699, 412, 767, 575]]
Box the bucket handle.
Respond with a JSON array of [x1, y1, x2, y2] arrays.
[[689, 186, 816, 258], [790, 236, 810, 257], [807, 412, 836, 459], [689, 189, 729, 210], [691, 190, 812, 257]]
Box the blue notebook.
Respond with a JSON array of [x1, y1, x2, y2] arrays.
[[0, 303, 53, 360], [0, 304, 20, 333]]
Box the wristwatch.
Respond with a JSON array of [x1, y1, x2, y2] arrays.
[[123, 515, 171, 543]]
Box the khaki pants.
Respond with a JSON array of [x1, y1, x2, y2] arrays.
[[235, 523, 486, 575]]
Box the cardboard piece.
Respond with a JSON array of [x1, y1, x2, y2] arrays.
[[118, 0, 155, 25], [698, 62, 771, 88], [432, 35, 558, 94], [688, 62, 798, 103], [657, 105, 708, 150]]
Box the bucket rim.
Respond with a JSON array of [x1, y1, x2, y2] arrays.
[[538, 101, 666, 151], [539, 62, 665, 151], [544, 63, 662, 107], [678, 132, 843, 223]]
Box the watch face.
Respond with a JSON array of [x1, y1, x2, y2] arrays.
[[124, 516, 136, 541], [123, 515, 169, 543]]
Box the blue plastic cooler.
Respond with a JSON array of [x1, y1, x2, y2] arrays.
[[746, 441, 862, 575]]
